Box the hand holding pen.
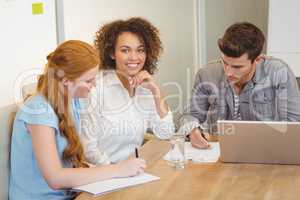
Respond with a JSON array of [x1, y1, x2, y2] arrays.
[[116, 149, 146, 177], [189, 127, 211, 149]]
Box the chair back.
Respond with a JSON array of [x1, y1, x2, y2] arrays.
[[0, 104, 18, 200]]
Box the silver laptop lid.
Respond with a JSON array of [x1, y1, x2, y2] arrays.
[[218, 120, 300, 165]]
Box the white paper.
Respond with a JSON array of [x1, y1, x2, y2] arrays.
[[73, 173, 160, 196], [164, 142, 220, 163]]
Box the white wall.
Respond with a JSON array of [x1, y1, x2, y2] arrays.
[[267, 0, 300, 77], [61, 0, 198, 115], [204, 0, 269, 64], [0, 0, 57, 106]]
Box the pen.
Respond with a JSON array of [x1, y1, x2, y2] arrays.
[[201, 132, 212, 149], [135, 148, 139, 158], [197, 126, 208, 142], [201, 132, 208, 142]]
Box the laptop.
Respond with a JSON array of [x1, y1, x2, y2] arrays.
[[218, 120, 300, 165]]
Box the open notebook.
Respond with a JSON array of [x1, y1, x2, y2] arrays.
[[73, 173, 160, 196]]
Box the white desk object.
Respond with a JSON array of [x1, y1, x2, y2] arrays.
[[73, 173, 159, 196], [164, 142, 220, 163]]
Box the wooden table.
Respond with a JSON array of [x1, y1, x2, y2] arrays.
[[76, 139, 300, 200]]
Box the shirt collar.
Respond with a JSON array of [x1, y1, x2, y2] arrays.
[[99, 70, 123, 86], [252, 58, 266, 84], [101, 70, 153, 97]]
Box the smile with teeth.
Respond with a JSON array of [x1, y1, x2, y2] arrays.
[[126, 63, 139, 68]]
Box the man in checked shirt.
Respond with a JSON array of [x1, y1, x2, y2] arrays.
[[179, 22, 300, 149]]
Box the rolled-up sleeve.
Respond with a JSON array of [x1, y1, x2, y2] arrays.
[[179, 70, 210, 135], [148, 110, 175, 139]]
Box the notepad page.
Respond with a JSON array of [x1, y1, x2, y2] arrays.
[[73, 173, 160, 196], [164, 142, 220, 163]]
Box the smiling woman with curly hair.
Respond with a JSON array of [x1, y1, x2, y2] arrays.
[[80, 17, 174, 165], [94, 17, 162, 74]]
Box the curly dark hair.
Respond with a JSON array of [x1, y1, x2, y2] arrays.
[[94, 17, 162, 74], [218, 22, 265, 63]]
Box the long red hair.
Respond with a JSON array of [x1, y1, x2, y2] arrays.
[[37, 40, 99, 167]]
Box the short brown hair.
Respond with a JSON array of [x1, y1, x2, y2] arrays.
[[218, 22, 265, 62], [94, 17, 162, 74]]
